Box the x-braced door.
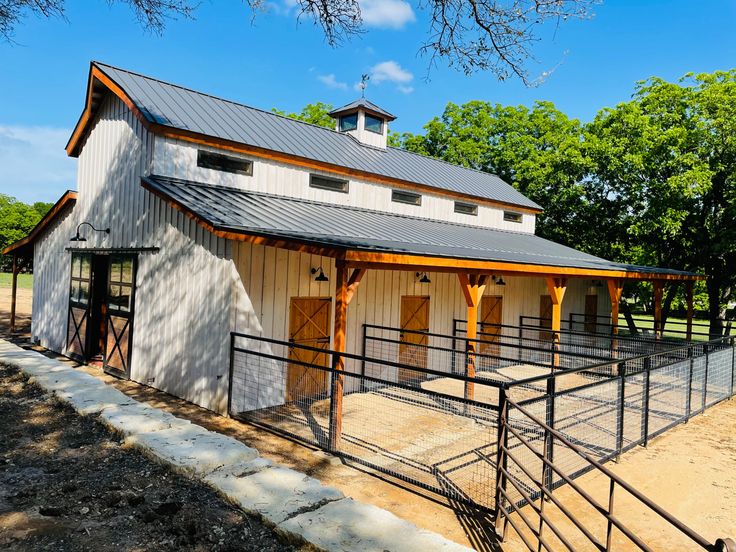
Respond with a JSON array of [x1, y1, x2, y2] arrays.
[[66, 253, 93, 360], [539, 295, 553, 342], [480, 295, 503, 360], [399, 296, 430, 383], [287, 297, 332, 402], [104, 255, 136, 378]]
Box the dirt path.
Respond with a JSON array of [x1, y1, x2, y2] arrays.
[[0, 363, 300, 552], [0, 287, 31, 335]]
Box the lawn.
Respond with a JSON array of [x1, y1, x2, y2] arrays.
[[618, 313, 727, 342], [0, 272, 33, 289]]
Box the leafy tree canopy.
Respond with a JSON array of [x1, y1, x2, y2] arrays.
[[272, 102, 335, 129], [0, 195, 53, 271]]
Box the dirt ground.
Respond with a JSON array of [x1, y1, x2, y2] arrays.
[[0, 287, 31, 334], [0, 363, 300, 552], [2, 286, 735, 551]]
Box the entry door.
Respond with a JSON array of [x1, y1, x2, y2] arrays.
[[585, 294, 598, 333], [287, 297, 332, 402], [104, 255, 136, 378], [66, 253, 93, 360], [480, 296, 503, 357], [399, 296, 430, 383], [540, 295, 553, 341]]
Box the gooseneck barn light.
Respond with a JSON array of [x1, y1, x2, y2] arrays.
[[311, 267, 329, 282], [70, 222, 110, 242]]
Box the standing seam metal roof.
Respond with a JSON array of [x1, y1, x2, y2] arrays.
[[91, 62, 541, 211], [142, 175, 694, 277]]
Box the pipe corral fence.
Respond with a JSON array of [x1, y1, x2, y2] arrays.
[[227, 317, 736, 551]]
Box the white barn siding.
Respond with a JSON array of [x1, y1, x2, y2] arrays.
[[153, 137, 537, 233]]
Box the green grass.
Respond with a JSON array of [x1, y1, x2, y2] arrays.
[[0, 272, 33, 289], [617, 313, 723, 342]]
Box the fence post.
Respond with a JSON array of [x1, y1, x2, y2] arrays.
[[360, 325, 368, 393], [702, 343, 710, 411], [686, 346, 694, 419], [494, 387, 509, 537], [642, 355, 651, 446], [616, 361, 626, 460], [543, 373, 556, 494], [518, 315, 523, 362], [731, 337, 735, 398], [451, 319, 458, 375], [226, 333, 236, 418]]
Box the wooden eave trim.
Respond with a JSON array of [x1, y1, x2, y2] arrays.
[[69, 65, 541, 214], [2, 191, 78, 256]]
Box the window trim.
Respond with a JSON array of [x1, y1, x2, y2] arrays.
[[503, 211, 523, 223], [364, 114, 384, 135], [391, 189, 422, 206], [454, 201, 478, 216], [309, 174, 349, 194], [339, 113, 358, 132], [197, 150, 253, 176]]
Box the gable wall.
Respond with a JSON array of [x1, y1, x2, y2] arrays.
[[152, 137, 537, 233]]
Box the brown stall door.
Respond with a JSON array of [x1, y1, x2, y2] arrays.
[[66, 253, 93, 360], [399, 296, 430, 383], [287, 297, 332, 402], [540, 295, 553, 341], [480, 296, 503, 356], [104, 255, 136, 378], [585, 294, 598, 333]]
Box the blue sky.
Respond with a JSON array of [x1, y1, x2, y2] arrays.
[[1, 0, 734, 203]]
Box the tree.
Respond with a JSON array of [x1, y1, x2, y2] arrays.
[[1, 0, 595, 85], [271, 102, 335, 129], [586, 71, 736, 336], [0, 195, 52, 271]]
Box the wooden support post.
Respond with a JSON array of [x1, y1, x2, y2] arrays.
[[607, 279, 624, 354], [653, 281, 664, 340], [10, 254, 18, 334], [685, 281, 694, 342], [545, 277, 567, 368], [458, 273, 487, 401], [328, 259, 349, 452]]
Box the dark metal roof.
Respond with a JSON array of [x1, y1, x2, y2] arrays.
[[141, 175, 695, 277], [328, 98, 396, 120], [92, 62, 541, 211]]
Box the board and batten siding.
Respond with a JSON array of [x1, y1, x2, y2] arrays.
[[152, 136, 537, 233], [228, 239, 611, 413], [31, 94, 238, 414]]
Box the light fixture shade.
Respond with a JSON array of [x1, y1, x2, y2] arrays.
[[419, 273, 431, 284], [311, 267, 329, 282], [496, 276, 506, 286]]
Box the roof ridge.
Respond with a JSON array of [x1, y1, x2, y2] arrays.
[[146, 174, 549, 240]]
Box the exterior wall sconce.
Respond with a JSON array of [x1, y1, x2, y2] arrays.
[[415, 272, 431, 284], [492, 275, 506, 286], [311, 267, 329, 282], [70, 222, 110, 242]]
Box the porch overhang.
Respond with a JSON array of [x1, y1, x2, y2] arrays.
[[141, 175, 703, 282]]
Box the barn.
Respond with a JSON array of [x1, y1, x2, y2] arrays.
[[4, 61, 700, 445]]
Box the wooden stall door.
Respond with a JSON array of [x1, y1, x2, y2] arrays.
[[66, 253, 93, 360], [104, 255, 136, 378], [287, 297, 332, 402], [399, 296, 430, 383], [539, 295, 553, 341], [585, 294, 598, 333], [480, 296, 503, 357]]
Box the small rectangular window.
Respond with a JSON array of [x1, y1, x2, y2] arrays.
[[364, 114, 384, 134], [392, 189, 422, 206], [340, 113, 358, 132], [504, 211, 523, 223], [197, 150, 253, 176], [454, 201, 478, 216], [309, 174, 349, 193]]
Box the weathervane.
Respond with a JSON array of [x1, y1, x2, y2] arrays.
[[359, 74, 370, 97]]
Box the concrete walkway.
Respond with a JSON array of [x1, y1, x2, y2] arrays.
[[0, 339, 471, 552]]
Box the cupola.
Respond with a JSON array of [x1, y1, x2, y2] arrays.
[[328, 99, 396, 149]]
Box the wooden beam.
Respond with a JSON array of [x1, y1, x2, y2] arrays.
[[458, 273, 487, 401], [328, 259, 349, 452], [345, 268, 365, 305], [607, 279, 624, 354], [545, 277, 567, 367], [685, 281, 694, 342], [653, 281, 664, 340], [10, 254, 18, 334]]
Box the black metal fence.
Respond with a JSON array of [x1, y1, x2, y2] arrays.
[[228, 326, 736, 550]]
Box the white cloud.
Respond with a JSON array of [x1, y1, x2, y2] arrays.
[[358, 0, 415, 29], [371, 60, 413, 84], [318, 73, 348, 90], [0, 125, 77, 203], [398, 85, 414, 94]]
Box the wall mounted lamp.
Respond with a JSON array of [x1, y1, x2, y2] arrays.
[[492, 275, 506, 286], [311, 267, 329, 282], [415, 272, 431, 284], [70, 222, 110, 242]]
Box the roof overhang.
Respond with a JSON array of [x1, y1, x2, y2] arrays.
[[66, 63, 542, 215], [2, 190, 77, 257], [141, 175, 703, 282]]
